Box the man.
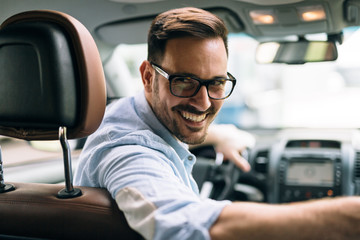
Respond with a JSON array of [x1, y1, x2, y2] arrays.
[[74, 7, 360, 240]]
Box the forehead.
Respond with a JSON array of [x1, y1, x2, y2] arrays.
[[161, 37, 228, 77]]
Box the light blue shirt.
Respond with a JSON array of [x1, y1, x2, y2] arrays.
[[74, 91, 229, 240]]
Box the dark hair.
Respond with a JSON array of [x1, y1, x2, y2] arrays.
[[147, 7, 228, 64]]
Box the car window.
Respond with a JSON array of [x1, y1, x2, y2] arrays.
[[1, 137, 80, 177]]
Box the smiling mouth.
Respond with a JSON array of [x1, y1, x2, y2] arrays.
[[180, 111, 207, 122]]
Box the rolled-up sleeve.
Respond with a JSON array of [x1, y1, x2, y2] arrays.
[[101, 143, 230, 240]]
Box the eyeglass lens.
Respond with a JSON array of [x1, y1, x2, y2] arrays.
[[171, 76, 233, 99]]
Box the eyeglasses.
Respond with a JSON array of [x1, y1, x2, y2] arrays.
[[151, 63, 236, 100]]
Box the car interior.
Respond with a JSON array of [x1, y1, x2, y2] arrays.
[[1, 0, 360, 239]]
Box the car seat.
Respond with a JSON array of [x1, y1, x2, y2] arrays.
[[0, 10, 142, 240]]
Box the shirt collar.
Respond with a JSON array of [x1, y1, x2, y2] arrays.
[[134, 91, 193, 162]]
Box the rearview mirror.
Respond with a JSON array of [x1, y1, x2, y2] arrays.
[[256, 40, 338, 64]]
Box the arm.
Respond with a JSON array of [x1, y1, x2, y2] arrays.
[[104, 144, 229, 240], [210, 196, 360, 240], [192, 124, 256, 172]]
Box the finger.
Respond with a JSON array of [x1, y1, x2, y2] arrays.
[[227, 150, 251, 172]]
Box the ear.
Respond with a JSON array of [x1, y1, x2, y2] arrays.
[[140, 60, 154, 93]]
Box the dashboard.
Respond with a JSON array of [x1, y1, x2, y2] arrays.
[[250, 129, 360, 203]]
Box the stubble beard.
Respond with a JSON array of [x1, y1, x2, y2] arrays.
[[151, 76, 215, 145]]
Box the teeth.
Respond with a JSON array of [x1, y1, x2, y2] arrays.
[[181, 111, 206, 122]]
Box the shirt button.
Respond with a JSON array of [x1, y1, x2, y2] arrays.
[[188, 156, 193, 161]]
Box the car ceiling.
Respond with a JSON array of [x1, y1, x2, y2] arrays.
[[2, 0, 360, 47]]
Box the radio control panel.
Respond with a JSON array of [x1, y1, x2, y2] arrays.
[[278, 152, 342, 203]]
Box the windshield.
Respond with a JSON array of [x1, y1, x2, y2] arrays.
[[103, 26, 360, 129]]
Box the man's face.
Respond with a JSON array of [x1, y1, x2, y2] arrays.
[[144, 36, 228, 144]]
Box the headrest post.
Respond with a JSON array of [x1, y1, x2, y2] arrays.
[[57, 127, 82, 198], [0, 146, 15, 193]]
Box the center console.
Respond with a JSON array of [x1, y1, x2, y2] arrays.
[[266, 129, 358, 203], [278, 143, 342, 202]]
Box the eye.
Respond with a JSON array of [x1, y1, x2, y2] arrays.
[[172, 77, 196, 85], [184, 77, 194, 83], [210, 79, 226, 87]]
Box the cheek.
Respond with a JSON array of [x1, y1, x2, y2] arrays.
[[167, 95, 184, 111], [157, 83, 182, 109], [213, 100, 224, 113]]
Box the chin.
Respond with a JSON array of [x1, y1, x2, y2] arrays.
[[177, 131, 207, 145]]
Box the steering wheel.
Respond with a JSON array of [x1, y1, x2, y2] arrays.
[[191, 145, 243, 200]]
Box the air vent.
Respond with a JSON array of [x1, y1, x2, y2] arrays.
[[254, 149, 269, 174], [354, 152, 360, 180], [354, 152, 360, 195]]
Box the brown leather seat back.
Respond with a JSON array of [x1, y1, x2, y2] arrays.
[[0, 183, 142, 239]]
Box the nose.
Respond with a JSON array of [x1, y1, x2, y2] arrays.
[[190, 85, 211, 111]]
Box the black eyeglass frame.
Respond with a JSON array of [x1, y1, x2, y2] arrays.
[[151, 63, 236, 100]]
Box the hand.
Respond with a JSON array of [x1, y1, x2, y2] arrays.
[[206, 124, 256, 172]]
